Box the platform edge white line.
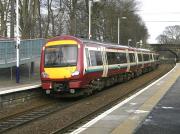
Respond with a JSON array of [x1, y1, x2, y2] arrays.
[[0, 84, 41, 95]]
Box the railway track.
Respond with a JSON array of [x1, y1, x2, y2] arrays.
[[0, 99, 77, 133], [0, 64, 174, 134]]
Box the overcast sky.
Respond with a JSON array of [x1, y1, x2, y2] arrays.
[[137, 0, 180, 43]]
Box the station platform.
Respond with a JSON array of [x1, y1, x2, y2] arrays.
[[0, 60, 41, 96], [71, 63, 180, 134]]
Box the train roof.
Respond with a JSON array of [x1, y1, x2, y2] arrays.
[[80, 37, 152, 53], [47, 35, 153, 53]]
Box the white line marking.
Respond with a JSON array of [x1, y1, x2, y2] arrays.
[[134, 110, 149, 114], [162, 106, 174, 109], [0, 84, 41, 95], [130, 103, 137, 106], [70, 65, 177, 134]]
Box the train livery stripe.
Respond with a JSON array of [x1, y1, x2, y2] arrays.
[[45, 40, 78, 47], [86, 67, 103, 73], [108, 65, 127, 70]]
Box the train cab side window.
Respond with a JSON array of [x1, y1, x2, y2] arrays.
[[89, 50, 103, 66], [90, 51, 97, 66], [138, 54, 142, 62], [95, 51, 103, 65]]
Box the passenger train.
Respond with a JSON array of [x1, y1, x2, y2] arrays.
[[40, 35, 159, 96]]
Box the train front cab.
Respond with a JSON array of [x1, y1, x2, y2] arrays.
[[40, 38, 84, 94]]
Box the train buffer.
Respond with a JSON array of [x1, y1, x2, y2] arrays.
[[71, 63, 180, 134]]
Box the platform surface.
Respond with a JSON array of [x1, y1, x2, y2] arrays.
[[134, 76, 180, 134], [71, 63, 180, 134], [0, 60, 41, 95]]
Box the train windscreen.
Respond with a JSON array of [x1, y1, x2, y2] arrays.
[[44, 45, 78, 67]]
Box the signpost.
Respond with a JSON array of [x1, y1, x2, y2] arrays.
[[16, 0, 20, 83]]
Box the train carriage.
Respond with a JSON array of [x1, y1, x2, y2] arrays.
[[40, 35, 159, 96]]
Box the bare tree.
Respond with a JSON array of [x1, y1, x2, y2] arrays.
[[0, 0, 148, 44], [0, 0, 10, 37], [19, 0, 39, 38], [10, 0, 15, 38], [157, 25, 180, 44], [37, 0, 42, 38]]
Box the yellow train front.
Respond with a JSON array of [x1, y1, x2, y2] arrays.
[[40, 35, 85, 96]]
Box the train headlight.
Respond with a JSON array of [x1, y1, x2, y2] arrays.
[[71, 71, 80, 76], [41, 72, 49, 78]]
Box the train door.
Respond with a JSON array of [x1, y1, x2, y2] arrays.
[[84, 47, 90, 74], [141, 52, 144, 68], [152, 53, 155, 62], [101, 47, 108, 77], [135, 51, 138, 66], [126, 49, 130, 72]]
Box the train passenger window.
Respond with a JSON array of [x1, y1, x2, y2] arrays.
[[107, 52, 116, 65], [129, 53, 135, 63], [157, 55, 159, 60], [143, 54, 149, 61], [89, 50, 103, 66], [154, 55, 156, 60], [154, 55, 159, 60], [150, 54, 153, 60], [118, 53, 127, 63], [107, 52, 127, 65], [138, 54, 142, 62]]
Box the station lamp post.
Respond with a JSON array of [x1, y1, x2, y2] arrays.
[[128, 38, 132, 47], [136, 40, 143, 48], [118, 16, 127, 44], [139, 40, 143, 48], [88, 0, 101, 39]]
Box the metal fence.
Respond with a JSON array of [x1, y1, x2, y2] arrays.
[[0, 39, 45, 68]]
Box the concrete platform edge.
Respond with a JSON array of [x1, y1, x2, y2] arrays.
[[0, 83, 41, 95]]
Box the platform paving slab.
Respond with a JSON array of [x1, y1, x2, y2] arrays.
[[0, 60, 41, 95]]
